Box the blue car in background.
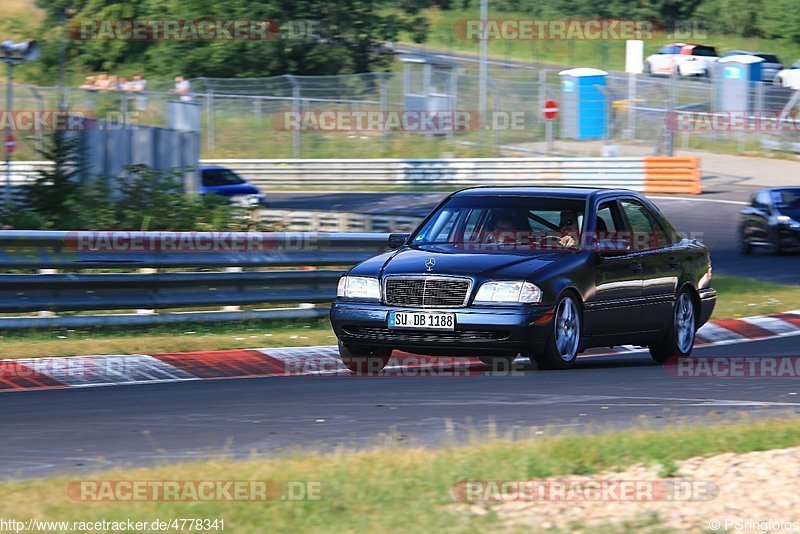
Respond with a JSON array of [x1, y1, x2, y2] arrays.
[[200, 166, 267, 207]]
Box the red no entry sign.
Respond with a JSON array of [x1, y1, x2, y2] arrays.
[[542, 100, 559, 121], [4, 134, 15, 155]]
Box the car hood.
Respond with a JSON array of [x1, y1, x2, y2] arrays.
[[778, 208, 800, 221], [377, 247, 565, 279]]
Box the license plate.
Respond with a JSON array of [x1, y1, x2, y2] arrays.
[[388, 311, 455, 330]]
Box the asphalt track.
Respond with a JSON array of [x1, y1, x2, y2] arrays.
[[2, 188, 798, 481], [267, 190, 800, 284], [3, 333, 800, 480]]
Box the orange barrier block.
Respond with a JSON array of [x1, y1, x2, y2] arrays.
[[643, 156, 701, 195]]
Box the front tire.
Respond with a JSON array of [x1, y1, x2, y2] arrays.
[[338, 342, 391, 374], [739, 227, 751, 255], [650, 289, 697, 363], [767, 228, 784, 256], [534, 294, 582, 370]]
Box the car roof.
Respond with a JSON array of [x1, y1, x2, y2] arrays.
[[762, 187, 800, 192], [452, 186, 640, 200], [200, 166, 232, 171]]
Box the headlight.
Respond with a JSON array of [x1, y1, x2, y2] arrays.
[[337, 276, 381, 301], [777, 215, 800, 228], [475, 281, 542, 304]]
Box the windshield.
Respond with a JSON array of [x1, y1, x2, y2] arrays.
[[202, 169, 246, 186], [410, 195, 585, 252], [772, 189, 800, 210]]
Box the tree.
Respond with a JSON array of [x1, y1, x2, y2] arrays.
[[34, 0, 429, 79], [25, 131, 86, 229]]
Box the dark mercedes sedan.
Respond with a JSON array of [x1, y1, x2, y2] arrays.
[[330, 187, 716, 372], [740, 187, 800, 255]]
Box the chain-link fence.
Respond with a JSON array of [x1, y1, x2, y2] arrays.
[[3, 68, 800, 160]]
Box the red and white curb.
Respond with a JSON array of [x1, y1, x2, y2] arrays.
[[1, 310, 799, 392]]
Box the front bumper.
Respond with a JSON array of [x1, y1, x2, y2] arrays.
[[777, 226, 800, 249], [330, 301, 555, 357], [698, 287, 717, 327]]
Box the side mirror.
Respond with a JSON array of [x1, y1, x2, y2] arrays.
[[596, 238, 631, 257], [388, 233, 410, 249]]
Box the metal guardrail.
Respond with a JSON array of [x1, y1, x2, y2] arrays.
[[0, 231, 391, 329], [2, 156, 702, 195], [259, 209, 421, 233], [203, 157, 702, 194]]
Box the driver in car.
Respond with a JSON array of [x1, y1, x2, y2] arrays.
[[556, 210, 580, 248]]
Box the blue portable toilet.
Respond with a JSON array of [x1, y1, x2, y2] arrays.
[[559, 68, 608, 140], [716, 55, 764, 112]]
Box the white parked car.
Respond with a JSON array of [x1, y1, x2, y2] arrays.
[[645, 43, 719, 77], [774, 60, 800, 90]]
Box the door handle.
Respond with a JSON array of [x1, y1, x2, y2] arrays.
[[668, 256, 679, 268], [630, 261, 643, 272]]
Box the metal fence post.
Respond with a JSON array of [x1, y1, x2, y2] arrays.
[[205, 87, 215, 154], [627, 73, 636, 140], [288, 75, 301, 158], [755, 81, 765, 150], [665, 74, 677, 156], [380, 73, 389, 148]]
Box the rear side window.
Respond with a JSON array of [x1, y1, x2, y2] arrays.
[[202, 169, 246, 187], [692, 46, 717, 57], [660, 45, 681, 54], [620, 200, 670, 251], [758, 54, 780, 63]]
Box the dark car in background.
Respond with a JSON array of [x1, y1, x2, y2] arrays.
[[721, 50, 783, 82], [740, 187, 800, 255], [330, 187, 716, 372], [200, 166, 267, 207]]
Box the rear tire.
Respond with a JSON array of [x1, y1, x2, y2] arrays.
[[338, 342, 391, 374], [650, 289, 697, 363], [535, 294, 582, 370]]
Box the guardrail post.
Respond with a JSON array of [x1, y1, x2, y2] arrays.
[[36, 268, 58, 317], [136, 268, 157, 315], [221, 267, 243, 312], [338, 212, 351, 232]]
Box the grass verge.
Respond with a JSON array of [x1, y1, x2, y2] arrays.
[[712, 275, 800, 318], [1, 417, 800, 532], [0, 318, 336, 359], [0, 275, 796, 359]]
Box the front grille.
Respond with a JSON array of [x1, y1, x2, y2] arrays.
[[384, 276, 471, 308], [342, 326, 509, 343]]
